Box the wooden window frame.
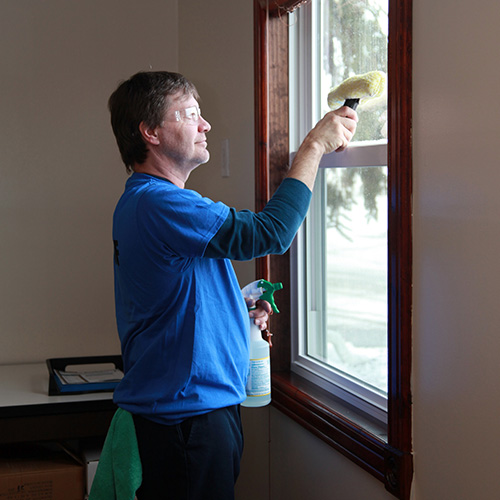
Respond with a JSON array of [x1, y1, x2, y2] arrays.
[[253, 0, 413, 498]]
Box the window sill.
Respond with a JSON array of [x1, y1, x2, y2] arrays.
[[272, 371, 410, 499]]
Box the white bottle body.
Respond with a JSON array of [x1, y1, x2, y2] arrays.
[[241, 322, 271, 407]]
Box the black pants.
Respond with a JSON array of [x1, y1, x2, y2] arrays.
[[133, 405, 244, 500]]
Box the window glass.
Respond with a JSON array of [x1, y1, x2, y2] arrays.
[[319, 165, 388, 394], [319, 0, 388, 138]]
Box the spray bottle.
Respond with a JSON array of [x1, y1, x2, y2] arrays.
[[241, 279, 283, 407]]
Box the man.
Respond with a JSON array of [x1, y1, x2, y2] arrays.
[[108, 71, 357, 499]]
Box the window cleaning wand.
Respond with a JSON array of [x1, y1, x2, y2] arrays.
[[327, 70, 386, 110], [240, 279, 283, 408]]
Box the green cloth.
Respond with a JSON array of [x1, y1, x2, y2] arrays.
[[88, 408, 142, 500]]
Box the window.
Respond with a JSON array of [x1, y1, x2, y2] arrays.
[[290, 0, 389, 425], [253, 0, 412, 498]]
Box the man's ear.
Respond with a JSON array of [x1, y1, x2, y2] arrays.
[[139, 121, 160, 145]]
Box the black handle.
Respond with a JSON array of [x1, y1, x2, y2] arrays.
[[344, 98, 359, 110]]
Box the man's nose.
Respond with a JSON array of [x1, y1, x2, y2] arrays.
[[199, 116, 211, 132]]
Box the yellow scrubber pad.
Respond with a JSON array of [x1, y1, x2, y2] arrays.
[[327, 71, 386, 110]]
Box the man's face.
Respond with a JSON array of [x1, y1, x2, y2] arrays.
[[156, 92, 211, 172]]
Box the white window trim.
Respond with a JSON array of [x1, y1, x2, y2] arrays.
[[289, 0, 389, 426]]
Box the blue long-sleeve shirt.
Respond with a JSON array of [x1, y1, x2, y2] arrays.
[[112, 173, 311, 424]]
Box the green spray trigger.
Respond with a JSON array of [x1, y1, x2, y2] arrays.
[[257, 279, 283, 314]]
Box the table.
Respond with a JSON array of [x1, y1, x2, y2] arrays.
[[0, 363, 117, 444]]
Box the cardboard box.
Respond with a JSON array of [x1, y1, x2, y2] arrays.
[[0, 443, 84, 500]]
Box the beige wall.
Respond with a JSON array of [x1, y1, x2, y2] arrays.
[[412, 0, 500, 498], [0, 0, 178, 364], [4, 0, 500, 499]]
